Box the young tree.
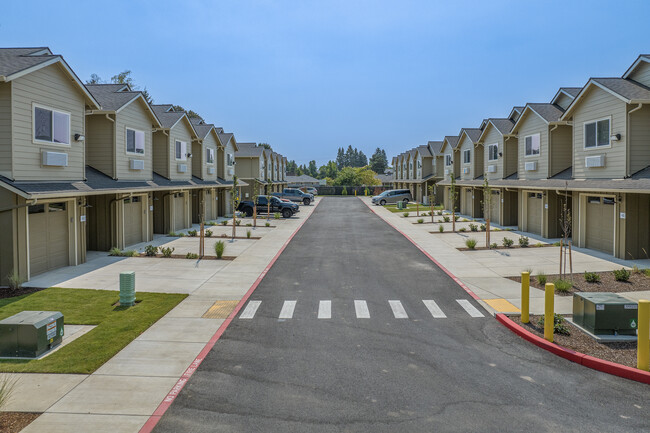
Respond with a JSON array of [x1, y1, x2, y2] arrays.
[[230, 176, 240, 240], [428, 183, 436, 223], [266, 179, 273, 219], [482, 178, 492, 247], [559, 181, 573, 280], [252, 179, 263, 228], [450, 176, 458, 232]]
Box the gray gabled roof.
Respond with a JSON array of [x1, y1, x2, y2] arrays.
[[427, 141, 443, 155], [235, 143, 264, 158], [86, 84, 160, 128], [560, 87, 582, 98], [459, 128, 482, 143], [416, 145, 432, 157], [622, 55, 650, 80], [190, 118, 217, 141], [527, 103, 565, 123], [286, 174, 319, 183], [218, 131, 235, 147], [592, 77, 650, 101], [478, 118, 515, 143], [151, 104, 185, 129], [442, 136, 459, 151]]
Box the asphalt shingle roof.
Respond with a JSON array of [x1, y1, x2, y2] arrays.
[[560, 87, 582, 98], [235, 143, 263, 157], [0, 47, 57, 78], [286, 175, 319, 183], [218, 132, 234, 146], [592, 78, 650, 101], [190, 119, 216, 140], [488, 118, 515, 135], [427, 141, 443, 155], [151, 105, 184, 128], [461, 128, 482, 143], [86, 84, 141, 111], [416, 145, 432, 157], [443, 136, 459, 149], [527, 103, 565, 122]]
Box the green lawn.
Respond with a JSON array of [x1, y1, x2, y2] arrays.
[[385, 203, 443, 213], [0, 288, 186, 374]]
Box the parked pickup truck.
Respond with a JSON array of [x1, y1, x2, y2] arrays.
[[272, 188, 314, 205], [237, 195, 299, 219]]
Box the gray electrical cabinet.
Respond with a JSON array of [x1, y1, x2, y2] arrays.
[[572, 293, 637, 335], [0, 311, 64, 357]]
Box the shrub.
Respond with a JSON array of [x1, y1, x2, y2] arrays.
[[265, 222, 271, 227], [205, 230, 213, 237], [502, 237, 514, 248], [584, 272, 600, 283], [480, 224, 486, 231], [215, 241, 225, 259], [523, 267, 533, 275], [341, 186, 348, 195], [6, 271, 24, 291], [185, 252, 199, 259], [537, 313, 571, 336], [188, 230, 197, 237], [552, 241, 561, 246], [490, 242, 498, 249], [274, 212, 281, 219], [438, 224, 444, 232], [144, 245, 158, 256], [221, 220, 228, 226], [537, 272, 547, 286], [168, 231, 177, 237], [246, 223, 252, 227], [0, 374, 18, 411], [109, 247, 122, 256], [644, 269, 650, 277], [178, 232, 185, 237], [403, 212, 410, 217], [469, 223, 478, 232], [247, 230, 252, 239], [443, 216, 450, 222], [454, 215, 459, 221], [235, 220, 241, 226], [462, 218, 469, 222], [160, 247, 175, 258], [554, 279, 572, 293], [534, 242, 543, 247], [518, 236, 529, 247], [459, 227, 467, 232], [465, 238, 477, 249], [121, 250, 138, 257], [417, 218, 424, 224], [493, 228, 501, 231], [613, 268, 631, 282]]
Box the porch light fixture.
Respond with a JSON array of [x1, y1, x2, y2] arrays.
[[186, 152, 192, 158], [74, 134, 85, 141], [498, 152, 503, 157], [610, 133, 621, 141]]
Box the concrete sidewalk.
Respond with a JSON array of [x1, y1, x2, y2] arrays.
[[9, 200, 320, 433], [360, 197, 647, 316]]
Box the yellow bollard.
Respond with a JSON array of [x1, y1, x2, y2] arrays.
[[638, 299, 650, 371], [521, 272, 530, 324], [544, 283, 555, 342]]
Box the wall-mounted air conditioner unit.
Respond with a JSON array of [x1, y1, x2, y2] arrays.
[[130, 159, 144, 170], [177, 163, 187, 173], [585, 155, 605, 168], [42, 151, 68, 167], [208, 167, 215, 175], [463, 167, 469, 174], [445, 169, 450, 175], [487, 165, 496, 173], [227, 167, 234, 175], [525, 161, 537, 171]]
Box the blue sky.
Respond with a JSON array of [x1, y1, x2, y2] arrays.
[[3, 0, 650, 166]]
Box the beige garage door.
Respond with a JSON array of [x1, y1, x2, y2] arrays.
[[173, 193, 186, 231], [585, 196, 615, 254], [490, 190, 500, 225], [526, 192, 542, 235], [205, 190, 213, 221], [124, 196, 143, 247], [463, 189, 472, 216], [29, 202, 69, 276]]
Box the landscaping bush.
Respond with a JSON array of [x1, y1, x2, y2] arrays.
[[221, 220, 228, 226], [518, 236, 529, 247], [454, 215, 459, 221], [537, 313, 571, 336], [215, 241, 225, 259], [490, 242, 498, 249], [534, 242, 543, 247], [0, 374, 17, 411], [443, 216, 450, 222], [613, 268, 631, 282], [459, 227, 467, 232], [144, 245, 158, 257], [265, 222, 271, 227], [272, 212, 280, 219], [554, 279, 572, 293], [403, 212, 410, 217], [247, 229, 252, 239], [469, 223, 478, 232], [188, 230, 197, 237], [6, 271, 24, 291], [502, 237, 514, 248], [121, 250, 138, 257], [235, 220, 241, 226], [644, 269, 650, 277], [160, 247, 175, 258], [185, 252, 199, 259], [461, 218, 469, 222], [205, 230, 213, 237], [584, 272, 600, 283], [178, 232, 185, 237], [552, 241, 561, 246], [341, 186, 348, 195], [438, 224, 444, 233], [480, 224, 486, 231], [246, 223, 252, 227], [109, 247, 122, 256], [537, 272, 547, 286], [417, 218, 424, 224], [465, 238, 477, 249], [168, 231, 177, 237]]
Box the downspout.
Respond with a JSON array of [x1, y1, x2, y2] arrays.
[[626, 103, 643, 177], [549, 124, 558, 178], [0, 198, 37, 213], [104, 114, 116, 179]]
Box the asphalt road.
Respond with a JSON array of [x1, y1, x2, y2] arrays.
[[155, 197, 650, 432]]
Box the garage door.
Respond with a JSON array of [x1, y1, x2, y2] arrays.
[[490, 190, 500, 225], [205, 190, 213, 221], [29, 202, 69, 276], [124, 196, 143, 247], [463, 189, 472, 216], [173, 193, 185, 231], [585, 196, 615, 254], [526, 192, 542, 235]]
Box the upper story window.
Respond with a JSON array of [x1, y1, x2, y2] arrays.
[[463, 149, 471, 164], [34, 104, 70, 145], [175, 140, 187, 161], [126, 128, 145, 155], [206, 148, 215, 164], [226, 153, 234, 166], [445, 154, 452, 166], [525, 133, 540, 156], [488, 143, 498, 161], [584, 118, 610, 148]]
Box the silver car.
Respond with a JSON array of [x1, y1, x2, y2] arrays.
[[371, 189, 413, 205]]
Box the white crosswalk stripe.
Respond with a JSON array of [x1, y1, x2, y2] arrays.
[[279, 300, 297, 319], [422, 300, 447, 318], [355, 300, 370, 318], [239, 300, 261, 319], [318, 300, 331, 319], [389, 300, 408, 318], [456, 299, 485, 318]]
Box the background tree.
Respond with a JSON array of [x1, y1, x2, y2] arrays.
[[318, 161, 338, 179], [369, 147, 388, 174], [336, 148, 345, 170], [258, 143, 273, 150], [108, 70, 154, 104], [171, 105, 203, 121], [286, 160, 298, 176], [87, 73, 104, 84], [307, 160, 318, 177], [357, 151, 368, 167]]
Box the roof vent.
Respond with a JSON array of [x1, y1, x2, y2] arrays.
[[129, 159, 145, 170], [42, 151, 68, 167], [585, 155, 605, 168], [525, 161, 537, 171]]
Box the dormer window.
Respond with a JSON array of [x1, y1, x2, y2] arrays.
[[525, 133, 540, 156], [445, 154, 452, 166], [206, 148, 215, 164], [226, 153, 234, 166], [463, 149, 471, 164], [488, 143, 498, 161], [584, 118, 610, 148], [175, 140, 187, 161], [34, 104, 70, 145], [126, 128, 145, 155]]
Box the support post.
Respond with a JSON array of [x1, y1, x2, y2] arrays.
[[544, 283, 555, 342], [638, 299, 650, 371], [521, 272, 530, 324]]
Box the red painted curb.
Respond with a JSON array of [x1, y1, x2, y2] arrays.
[[496, 313, 650, 385], [358, 198, 480, 300], [139, 200, 321, 432]]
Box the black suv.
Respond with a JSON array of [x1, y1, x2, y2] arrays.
[[237, 195, 299, 218]]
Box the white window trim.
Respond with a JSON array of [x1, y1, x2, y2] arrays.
[[463, 149, 471, 165], [32, 102, 72, 147], [445, 154, 452, 166], [487, 143, 498, 161], [524, 133, 541, 158], [175, 140, 187, 161], [583, 116, 612, 151], [206, 147, 215, 165], [125, 127, 146, 156]]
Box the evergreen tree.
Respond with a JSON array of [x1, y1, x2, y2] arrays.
[[345, 145, 355, 167], [369, 147, 388, 174], [307, 160, 318, 177], [358, 151, 368, 167], [336, 148, 345, 170]]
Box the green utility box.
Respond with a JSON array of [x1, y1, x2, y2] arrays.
[[0, 311, 64, 357], [120, 271, 136, 306], [397, 201, 404, 210], [572, 292, 638, 335]]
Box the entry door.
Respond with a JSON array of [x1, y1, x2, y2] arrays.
[[463, 189, 472, 215], [490, 191, 500, 225], [174, 193, 186, 231], [205, 190, 213, 221], [124, 197, 144, 247], [526, 192, 542, 235], [29, 202, 70, 276], [585, 196, 615, 254]]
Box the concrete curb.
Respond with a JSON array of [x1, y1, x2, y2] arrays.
[[496, 313, 650, 385], [139, 200, 322, 432]]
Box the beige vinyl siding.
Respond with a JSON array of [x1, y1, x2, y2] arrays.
[[115, 98, 153, 181], [434, 156, 444, 178], [628, 104, 650, 175], [11, 64, 86, 181], [152, 131, 169, 178], [443, 147, 454, 180], [225, 139, 236, 181], [517, 111, 548, 180], [629, 61, 650, 87], [504, 136, 518, 177], [234, 157, 255, 179], [0, 83, 12, 178], [203, 132, 219, 181], [168, 118, 194, 181], [85, 114, 114, 178], [554, 93, 574, 111], [191, 140, 202, 178], [572, 87, 627, 179], [421, 156, 433, 178], [482, 125, 503, 180], [459, 136, 473, 181], [549, 124, 572, 177]]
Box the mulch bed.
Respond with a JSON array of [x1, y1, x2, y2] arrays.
[[171, 235, 262, 240], [0, 286, 47, 300], [0, 412, 40, 433], [128, 254, 236, 261], [508, 271, 650, 295], [509, 314, 636, 368], [457, 244, 554, 251]]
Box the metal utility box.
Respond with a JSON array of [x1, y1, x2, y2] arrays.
[[0, 311, 64, 357], [572, 293, 637, 335], [119, 271, 136, 306]]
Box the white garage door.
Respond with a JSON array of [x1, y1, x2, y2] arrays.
[[29, 202, 69, 276], [585, 196, 615, 254], [173, 193, 186, 231], [124, 196, 144, 247], [526, 192, 542, 235]]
